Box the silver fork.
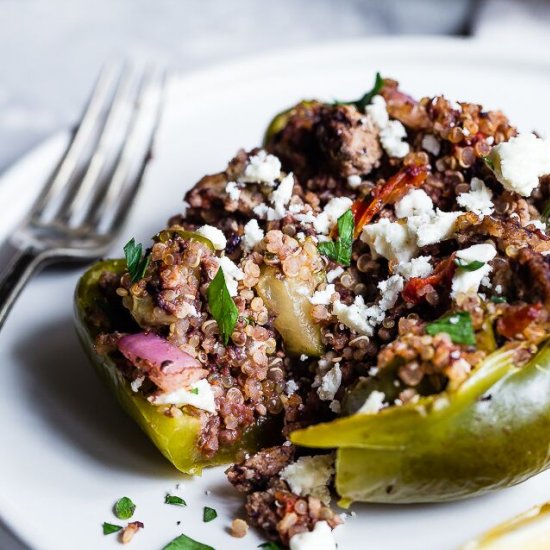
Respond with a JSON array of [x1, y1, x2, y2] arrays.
[[0, 64, 165, 330]]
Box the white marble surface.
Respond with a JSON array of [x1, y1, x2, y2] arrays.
[[0, 1, 549, 548]]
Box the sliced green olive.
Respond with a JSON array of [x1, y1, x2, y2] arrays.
[[256, 264, 324, 357], [154, 228, 214, 250]]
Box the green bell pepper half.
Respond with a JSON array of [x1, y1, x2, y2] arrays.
[[74, 259, 277, 475], [291, 342, 550, 505]]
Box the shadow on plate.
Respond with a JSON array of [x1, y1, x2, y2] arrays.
[[15, 315, 177, 478]]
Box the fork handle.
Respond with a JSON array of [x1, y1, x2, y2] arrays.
[[0, 241, 44, 331]]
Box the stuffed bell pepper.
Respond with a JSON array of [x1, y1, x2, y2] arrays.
[[75, 74, 550, 548]]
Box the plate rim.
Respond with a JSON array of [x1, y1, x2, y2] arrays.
[[2, 35, 550, 550]]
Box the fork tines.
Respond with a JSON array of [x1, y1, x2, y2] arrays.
[[31, 63, 166, 240]]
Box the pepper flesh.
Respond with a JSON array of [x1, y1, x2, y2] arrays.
[[256, 264, 325, 357], [291, 342, 550, 504], [74, 259, 275, 475]]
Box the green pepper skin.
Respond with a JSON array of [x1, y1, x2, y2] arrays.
[[291, 343, 550, 504], [74, 260, 275, 475], [262, 100, 321, 146]]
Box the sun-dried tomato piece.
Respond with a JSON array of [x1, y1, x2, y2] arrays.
[[402, 255, 457, 304], [496, 303, 543, 339], [351, 164, 429, 238]]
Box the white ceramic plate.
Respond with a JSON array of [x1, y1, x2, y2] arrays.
[[2, 37, 550, 550]]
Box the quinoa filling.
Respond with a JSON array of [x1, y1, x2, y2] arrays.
[[89, 76, 550, 547]]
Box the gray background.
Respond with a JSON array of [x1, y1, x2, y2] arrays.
[[2, 0, 549, 173], [0, 0, 549, 547]]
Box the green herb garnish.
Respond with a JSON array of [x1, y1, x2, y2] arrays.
[[162, 533, 214, 550], [318, 209, 355, 266], [165, 494, 187, 506], [258, 543, 284, 550], [203, 506, 217, 522], [336, 72, 384, 111], [124, 238, 150, 283], [206, 267, 239, 345], [484, 154, 495, 170], [114, 496, 136, 520], [102, 522, 123, 535], [454, 258, 485, 271], [491, 295, 507, 304], [541, 200, 550, 227], [190, 387, 199, 395], [426, 311, 476, 346]]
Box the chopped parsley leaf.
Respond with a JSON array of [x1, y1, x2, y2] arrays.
[[114, 496, 136, 520], [491, 295, 507, 304], [336, 72, 384, 111], [102, 522, 122, 535], [484, 155, 495, 170], [206, 267, 238, 345], [162, 533, 214, 550], [258, 543, 284, 550], [454, 258, 485, 271], [124, 238, 150, 283], [426, 311, 476, 346], [165, 494, 187, 506], [541, 200, 550, 227], [318, 210, 355, 266], [189, 387, 199, 395], [203, 506, 217, 522]]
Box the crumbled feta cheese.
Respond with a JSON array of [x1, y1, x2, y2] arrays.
[[280, 455, 335, 504], [333, 295, 374, 336], [294, 211, 317, 227], [225, 181, 241, 201], [451, 243, 497, 298], [217, 256, 244, 297], [313, 212, 330, 235], [300, 354, 308, 361], [317, 363, 342, 401], [495, 284, 503, 294], [253, 203, 269, 219], [530, 219, 547, 232], [243, 219, 264, 251], [395, 189, 434, 219], [314, 197, 354, 235], [377, 275, 404, 311], [409, 209, 461, 247], [380, 120, 410, 158], [196, 224, 227, 251], [130, 376, 145, 393], [285, 379, 299, 396], [457, 177, 494, 216], [150, 379, 216, 413], [326, 266, 344, 283], [347, 174, 362, 188], [271, 173, 295, 217], [366, 95, 390, 128], [241, 150, 281, 185], [358, 390, 386, 414], [489, 133, 550, 197], [289, 521, 336, 550], [361, 218, 418, 264], [396, 256, 433, 280], [329, 400, 341, 413], [421, 134, 441, 156], [310, 284, 336, 306], [366, 94, 409, 158]]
